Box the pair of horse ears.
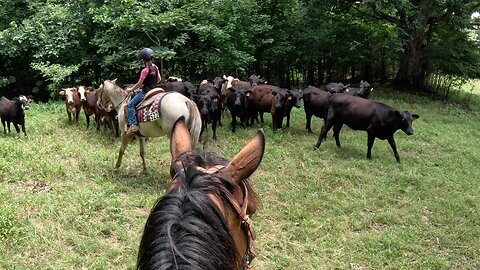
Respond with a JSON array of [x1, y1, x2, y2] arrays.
[[170, 117, 265, 183]]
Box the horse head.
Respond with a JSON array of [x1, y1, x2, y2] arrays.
[[137, 117, 265, 270], [97, 79, 127, 111]]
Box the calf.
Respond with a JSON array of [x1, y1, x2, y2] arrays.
[[59, 87, 85, 122], [303, 86, 331, 133], [0, 96, 29, 136], [80, 86, 100, 129], [226, 80, 253, 132], [194, 81, 222, 140], [314, 94, 419, 162]]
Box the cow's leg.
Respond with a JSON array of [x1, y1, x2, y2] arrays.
[[13, 122, 20, 133], [305, 113, 313, 133], [367, 133, 376, 159], [139, 137, 147, 172], [85, 112, 90, 128], [95, 114, 101, 131], [286, 113, 291, 128], [67, 111, 72, 122], [259, 113, 265, 127], [75, 112, 80, 122], [387, 136, 401, 162], [315, 120, 334, 149], [115, 135, 131, 169], [212, 119, 218, 141], [2, 120, 6, 134], [231, 115, 237, 132], [333, 123, 344, 147], [21, 122, 26, 136]]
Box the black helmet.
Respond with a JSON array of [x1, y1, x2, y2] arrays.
[[139, 48, 155, 61]]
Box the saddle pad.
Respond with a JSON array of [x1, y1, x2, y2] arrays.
[[136, 96, 161, 123]]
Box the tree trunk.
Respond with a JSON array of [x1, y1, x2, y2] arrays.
[[393, 29, 428, 91]]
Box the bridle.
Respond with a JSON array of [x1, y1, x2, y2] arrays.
[[172, 164, 258, 269]]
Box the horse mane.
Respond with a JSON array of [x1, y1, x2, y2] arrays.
[[105, 79, 126, 95], [137, 151, 259, 270]]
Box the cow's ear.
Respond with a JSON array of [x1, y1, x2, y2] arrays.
[[412, 114, 419, 120], [222, 129, 265, 183], [191, 94, 200, 101], [170, 116, 191, 160], [245, 90, 252, 97], [59, 90, 66, 96]]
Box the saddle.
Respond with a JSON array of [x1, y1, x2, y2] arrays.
[[123, 88, 167, 126]]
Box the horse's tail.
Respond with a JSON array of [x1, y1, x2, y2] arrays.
[[185, 99, 202, 149]]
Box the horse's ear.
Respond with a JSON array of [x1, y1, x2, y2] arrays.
[[222, 129, 265, 183], [170, 116, 192, 159]]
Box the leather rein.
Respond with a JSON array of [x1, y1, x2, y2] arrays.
[[174, 164, 258, 269]]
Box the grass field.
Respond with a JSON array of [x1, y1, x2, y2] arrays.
[[1, 88, 479, 269]]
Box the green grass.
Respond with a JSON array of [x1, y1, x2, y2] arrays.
[[1, 89, 479, 269]]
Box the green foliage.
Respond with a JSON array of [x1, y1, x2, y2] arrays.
[[30, 61, 80, 94]]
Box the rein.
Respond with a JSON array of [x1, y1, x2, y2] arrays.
[[174, 164, 257, 269]]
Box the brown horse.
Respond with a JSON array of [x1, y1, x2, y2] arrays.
[[137, 117, 265, 270]]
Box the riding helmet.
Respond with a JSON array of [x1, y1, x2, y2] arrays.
[[139, 48, 155, 61]]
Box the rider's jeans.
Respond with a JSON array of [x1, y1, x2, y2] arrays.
[[127, 91, 146, 126]]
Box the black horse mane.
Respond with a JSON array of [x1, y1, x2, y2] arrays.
[[137, 151, 258, 270]]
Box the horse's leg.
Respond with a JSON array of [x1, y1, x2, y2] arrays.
[[139, 137, 146, 172], [115, 134, 131, 169]]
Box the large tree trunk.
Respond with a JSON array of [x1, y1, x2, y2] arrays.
[[392, 28, 429, 91]]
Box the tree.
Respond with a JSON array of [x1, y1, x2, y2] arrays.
[[356, 0, 480, 91]]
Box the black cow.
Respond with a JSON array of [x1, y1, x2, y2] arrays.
[[226, 80, 252, 132], [0, 96, 29, 136], [159, 81, 197, 99], [345, 80, 373, 99], [314, 94, 419, 162], [194, 82, 222, 140], [303, 86, 331, 133], [326, 82, 349, 94]]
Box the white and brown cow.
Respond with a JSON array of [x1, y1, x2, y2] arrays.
[[59, 86, 86, 122]]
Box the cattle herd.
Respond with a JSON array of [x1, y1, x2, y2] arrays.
[[1, 75, 420, 162]]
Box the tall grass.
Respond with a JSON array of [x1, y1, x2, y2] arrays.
[[1, 89, 479, 269]]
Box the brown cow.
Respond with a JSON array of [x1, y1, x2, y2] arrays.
[[248, 85, 292, 130]]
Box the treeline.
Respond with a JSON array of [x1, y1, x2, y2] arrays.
[[1, 0, 479, 101]]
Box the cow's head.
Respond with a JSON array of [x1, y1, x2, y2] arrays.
[[212, 76, 226, 94], [193, 94, 212, 117], [396, 111, 419, 135], [287, 90, 302, 109], [77, 86, 87, 102], [18, 95, 30, 110], [223, 75, 235, 89], [358, 80, 373, 98], [230, 82, 251, 108], [248, 74, 267, 86], [59, 87, 78, 105], [271, 89, 289, 111]]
